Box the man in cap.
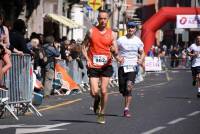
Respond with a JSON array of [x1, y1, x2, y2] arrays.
[[116, 21, 145, 117]]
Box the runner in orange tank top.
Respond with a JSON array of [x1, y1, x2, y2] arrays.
[[87, 26, 113, 68], [82, 10, 120, 124]]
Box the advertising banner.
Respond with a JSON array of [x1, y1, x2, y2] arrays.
[[176, 15, 200, 28], [145, 57, 162, 72]]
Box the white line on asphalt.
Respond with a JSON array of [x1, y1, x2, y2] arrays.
[[137, 82, 168, 90], [165, 70, 172, 81], [187, 111, 200, 117], [146, 71, 166, 74], [171, 70, 180, 73], [141, 126, 166, 134], [167, 118, 186, 125]]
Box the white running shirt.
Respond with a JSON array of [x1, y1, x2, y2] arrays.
[[117, 35, 144, 67], [187, 43, 200, 67]]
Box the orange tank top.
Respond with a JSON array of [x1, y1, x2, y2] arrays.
[[88, 27, 113, 68]]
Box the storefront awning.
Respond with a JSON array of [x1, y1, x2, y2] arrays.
[[44, 13, 85, 29]]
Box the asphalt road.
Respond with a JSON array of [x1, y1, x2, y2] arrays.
[[0, 69, 200, 134]]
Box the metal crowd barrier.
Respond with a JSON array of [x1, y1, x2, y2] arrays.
[[0, 53, 42, 120], [164, 56, 191, 69]]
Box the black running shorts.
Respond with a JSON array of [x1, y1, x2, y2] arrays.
[[191, 66, 200, 77], [118, 66, 136, 96], [87, 65, 114, 78]]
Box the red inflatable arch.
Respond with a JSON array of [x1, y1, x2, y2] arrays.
[[141, 7, 200, 53]]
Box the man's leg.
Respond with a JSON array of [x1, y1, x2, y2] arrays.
[[124, 80, 134, 117], [89, 77, 100, 113], [96, 76, 110, 124], [100, 77, 110, 114], [192, 67, 197, 86], [125, 96, 132, 110], [196, 73, 200, 97], [193, 76, 197, 86], [44, 68, 54, 97]]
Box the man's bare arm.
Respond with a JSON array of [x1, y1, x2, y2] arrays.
[[110, 31, 119, 58], [138, 49, 145, 65], [110, 31, 124, 63]]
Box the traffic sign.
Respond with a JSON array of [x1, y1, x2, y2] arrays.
[[88, 0, 102, 11]]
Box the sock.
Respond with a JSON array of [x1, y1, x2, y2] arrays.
[[198, 88, 200, 93], [124, 107, 129, 110]]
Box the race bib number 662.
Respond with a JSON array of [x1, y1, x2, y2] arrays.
[[93, 55, 108, 65]]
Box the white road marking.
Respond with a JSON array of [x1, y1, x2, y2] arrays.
[[0, 123, 70, 134], [171, 70, 179, 73], [165, 70, 172, 81], [142, 110, 199, 134], [0, 124, 25, 129], [187, 111, 200, 117], [141, 126, 166, 134], [167, 118, 186, 125], [136, 82, 168, 90], [15, 123, 70, 134]]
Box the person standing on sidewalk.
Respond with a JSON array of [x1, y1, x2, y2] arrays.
[[187, 34, 200, 97], [117, 21, 145, 117], [82, 10, 118, 124]]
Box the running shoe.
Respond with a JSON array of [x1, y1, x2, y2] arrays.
[[124, 109, 131, 117], [197, 92, 200, 98], [192, 80, 196, 86], [93, 95, 101, 114], [97, 113, 105, 124]]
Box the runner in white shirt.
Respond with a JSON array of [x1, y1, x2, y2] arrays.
[[187, 35, 200, 97], [116, 21, 145, 117]]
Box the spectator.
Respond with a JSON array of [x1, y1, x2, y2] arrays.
[[0, 10, 11, 89], [41, 35, 60, 97], [147, 46, 155, 57], [9, 19, 31, 54], [170, 46, 179, 68], [26, 32, 41, 70]]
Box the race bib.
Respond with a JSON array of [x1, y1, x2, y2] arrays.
[[123, 65, 136, 73], [93, 55, 108, 65]]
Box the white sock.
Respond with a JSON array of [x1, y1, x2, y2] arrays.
[[198, 88, 200, 93], [124, 107, 129, 110]]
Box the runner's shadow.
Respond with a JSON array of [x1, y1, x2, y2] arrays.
[[50, 119, 97, 124], [85, 113, 124, 117]]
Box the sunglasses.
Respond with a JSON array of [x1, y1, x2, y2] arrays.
[[127, 25, 136, 28]]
